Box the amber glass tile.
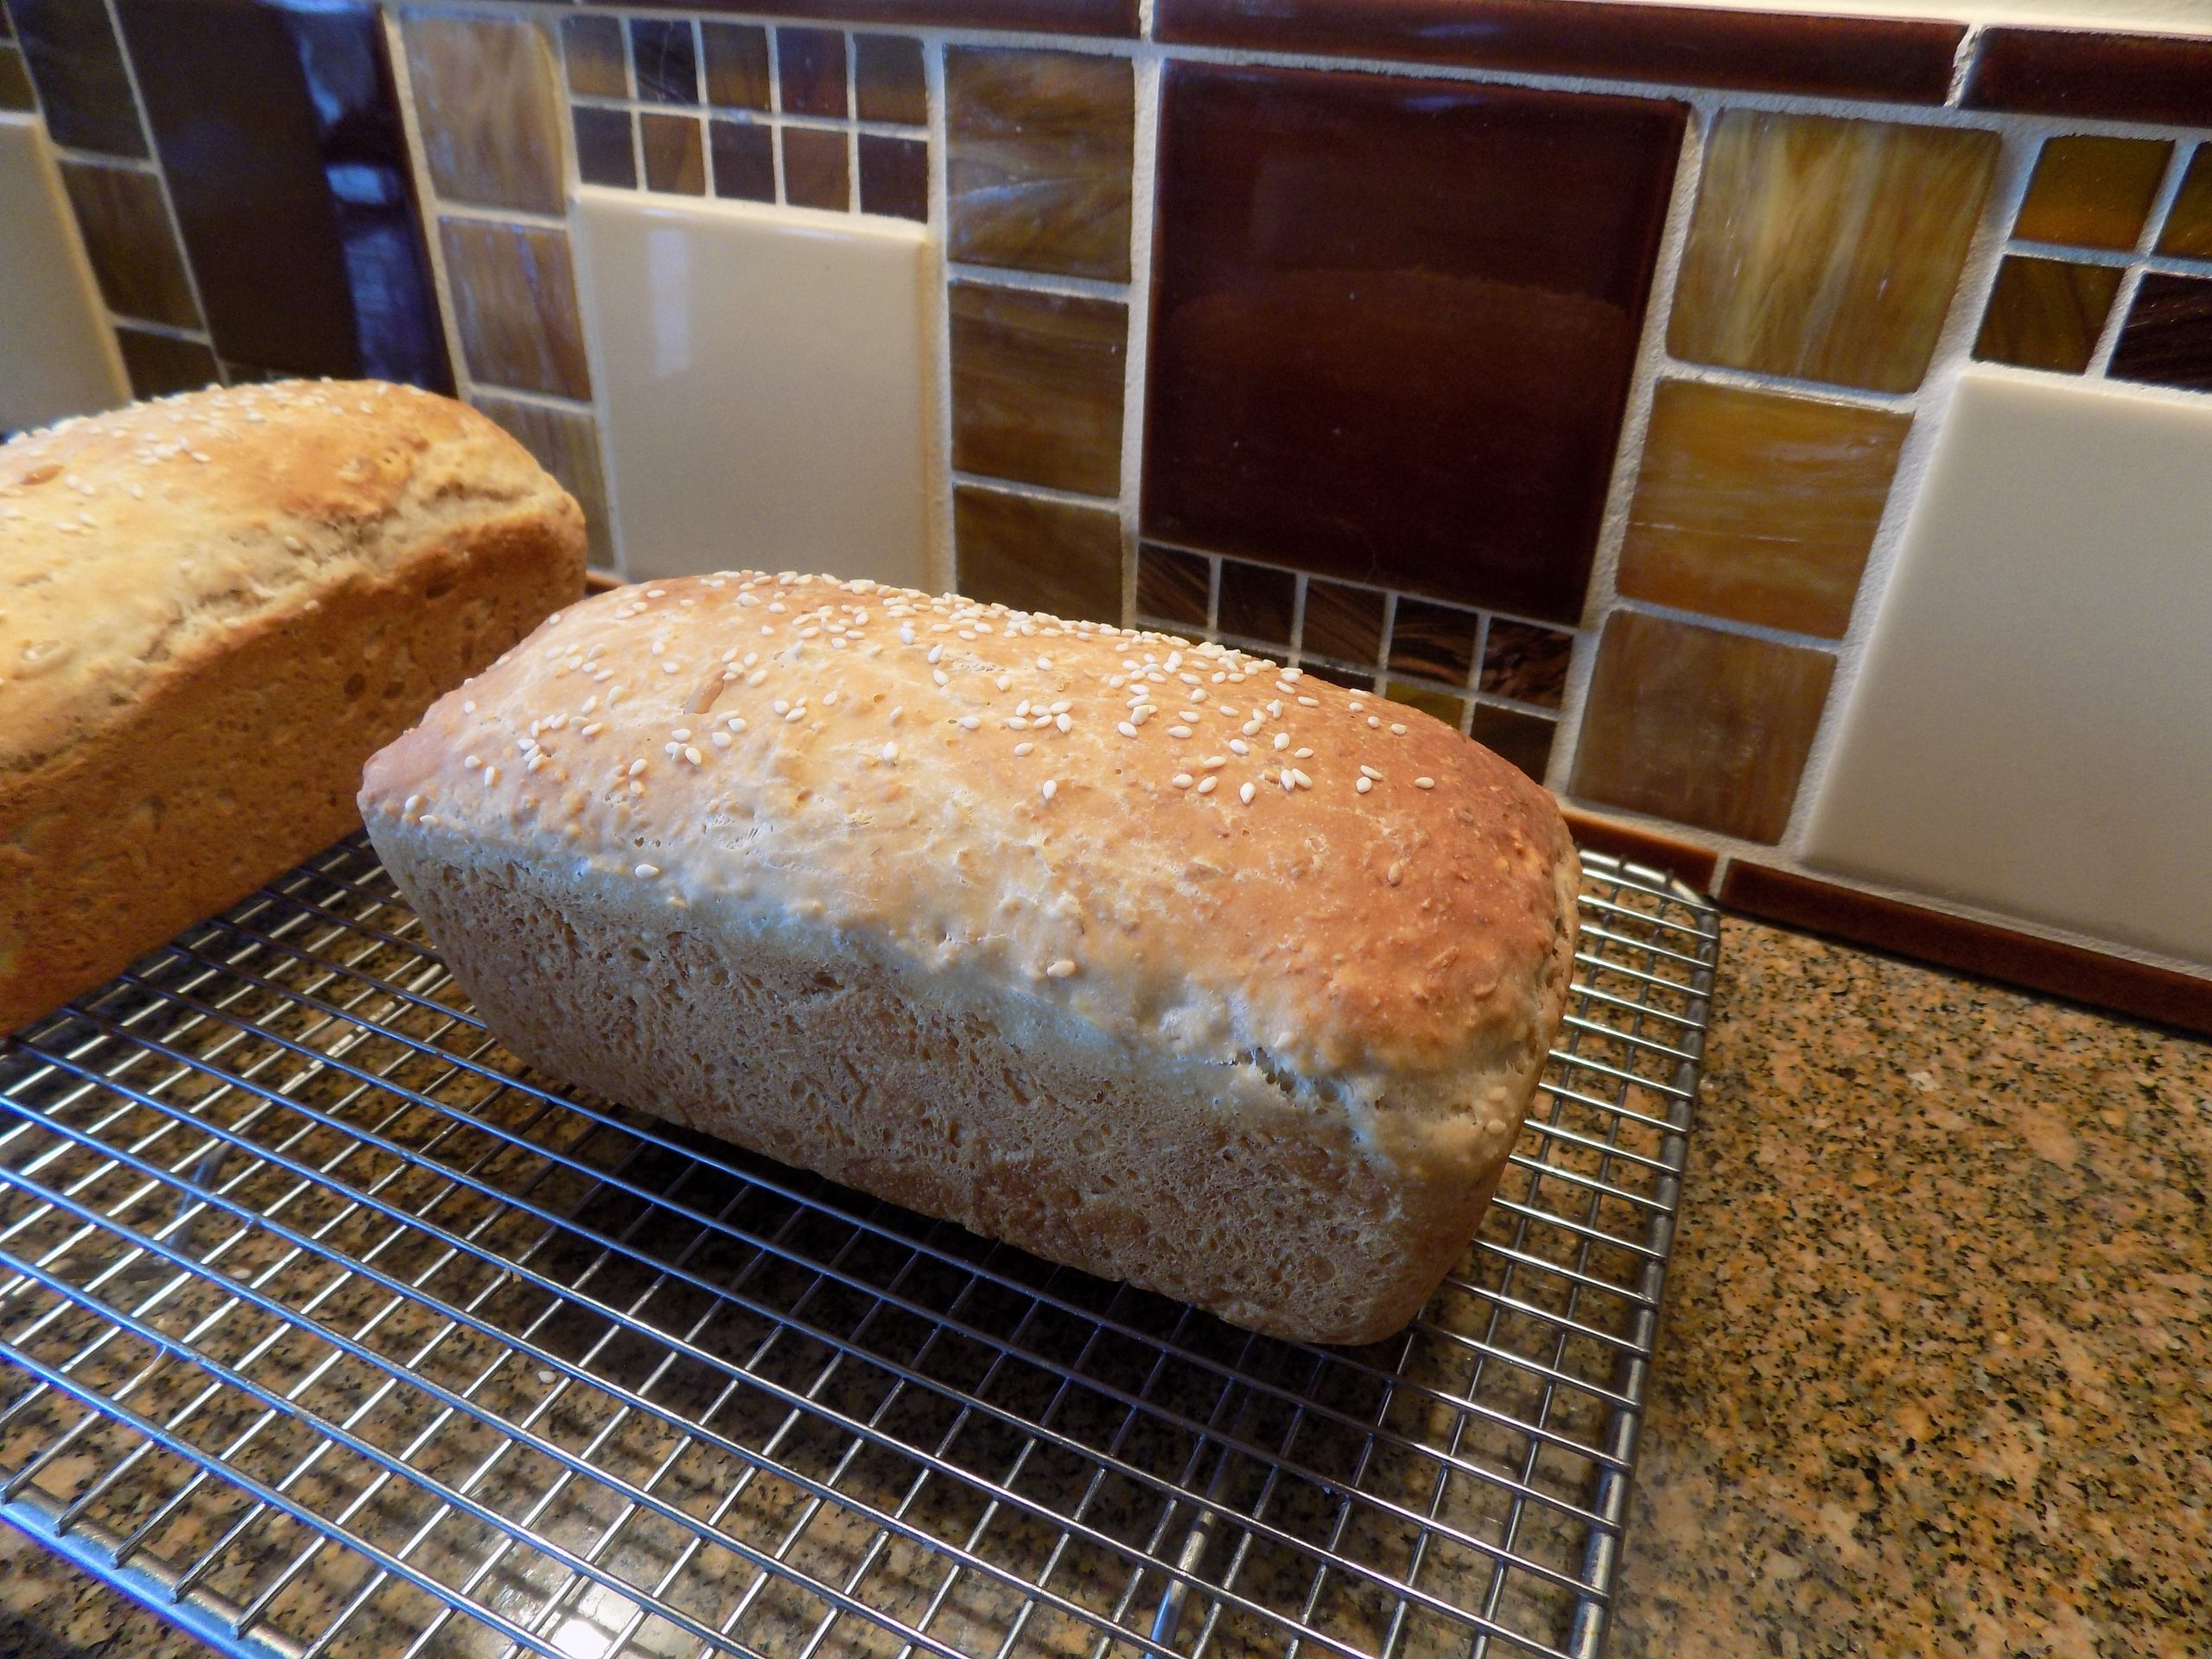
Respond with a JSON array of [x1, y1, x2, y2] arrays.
[[702, 23, 769, 111], [1470, 704, 1556, 784], [10, 0, 145, 156], [1618, 379, 1910, 639], [2012, 135, 2171, 251], [858, 135, 926, 221], [2157, 146, 2212, 259], [639, 113, 704, 195], [0, 43, 33, 111], [950, 281, 1125, 497], [710, 119, 773, 203], [1135, 543, 1211, 628], [945, 48, 1133, 283], [1971, 255, 2121, 376], [438, 219, 590, 400], [2108, 272, 2212, 393], [956, 485, 1121, 624], [473, 393, 613, 570], [629, 19, 696, 105], [1570, 610, 1834, 844], [1387, 681, 1466, 732], [1300, 580, 1383, 667], [115, 327, 217, 398], [562, 15, 626, 98], [401, 13, 563, 215], [57, 159, 198, 328], [855, 35, 925, 125], [1144, 63, 1681, 626], [1670, 111, 1997, 394], [781, 128, 849, 211], [778, 28, 847, 118], [1217, 560, 1295, 645], [573, 106, 636, 189], [1388, 597, 1478, 684], [1480, 620, 1573, 709]]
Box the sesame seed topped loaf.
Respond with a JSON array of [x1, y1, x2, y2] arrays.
[[362, 571, 1580, 1344], [0, 379, 587, 1032]]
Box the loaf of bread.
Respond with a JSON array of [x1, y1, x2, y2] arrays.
[[361, 573, 1580, 1344], [0, 379, 586, 1032]]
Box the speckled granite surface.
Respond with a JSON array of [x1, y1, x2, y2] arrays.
[[0, 914, 2204, 1658]]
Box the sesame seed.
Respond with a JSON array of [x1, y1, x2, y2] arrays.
[[711, 731, 732, 748], [1172, 773, 1194, 788], [1036, 656, 1053, 670], [881, 741, 899, 762], [1414, 776, 1436, 789], [628, 780, 643, 796], [1295, 747, 1313, 759], [1391, 723, 1408, 735], [1196, 776, 1218, 795], [1298, 696, 1319, 707], [1238, 782, 1256, 804], [1356, 777, 1373, 794], [684, 745, 703, 764], [1280, 768, 1295, 791], [528, 753, 548, 772], [784, 707, 804, 722], [927, 645, 943, 664], [421, 813, 441, 827], [463, 754, 481, 770], [1167, 726, 1192, 738], [1040, 779, 1058, 800], [1054, 713, 1071, 733], [1273, 733, 1289, 750], [995, 676, 1012, 691], [1203, 755, 1227, 770], [1361, 765, 1383, 780], [932, 669, 949, 686], [627, 759, 646, 777], [580, 721, 603, 738], [1293, 769, 1313, 789], [672, 728, 691, 741], [635, 863, 660, 878], [484, 766, 501, 785], [747, 670, 768, 686], [463, 700, 477, 714], [1117, 721, 1138, 739], [1014, 741, 1034, 756], [958, 715, 981, 730], [899, 624, 916, 644], [1230, 739, 1249, 755], [662, 661, 680, 674], [772, 698, 790, 715], [1046, 959, 1077, 979], [403, 794, 422, 814], [1243, 720, 1262, 736], [1050, 700, 1071, 714], [1368, 715, 1382, 728]]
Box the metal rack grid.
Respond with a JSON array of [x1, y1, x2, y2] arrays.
[[0, 836, 1719, 1659]]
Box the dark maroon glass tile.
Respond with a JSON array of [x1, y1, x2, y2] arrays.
[[1217, 560, 1296, 646], [855, 33, 925, 124], [710, 118, 773, 202], [782, 127, 849, 211], [573, 105, 637, 188], [957, 485, 1122, 624], [1300, 580, 1382, 666], [10, 0, 146, 156], [702, 22, 769, 110], [1157, 0, 1961, 105], [1965, 27, 2212, 127], [1136, 543, 1211, 628], [115, 327, 218, 398], [1388, 596, 1478, 684], [1143, 63, 1682, 626], [778, 27, 847, 118], [0, 43, 34, 111], [1470, 704, 1555, 784], [1480, 619, 1573, 709], [2108, 272, 2212, 393], [858, 133, 926, 221], [116, 0, 450, 391], [630, 18, 698, 104], [583, 0, 1135, 39]]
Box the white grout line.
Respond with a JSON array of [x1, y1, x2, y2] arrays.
[[380, 8, 474, 401], [950, 470, 1118, 512], [100, 315, 211, 346], [945, 261, 1130, 302], [2085, 138, 2198, 378], [1116, 48, 1160, 626], [924, 35, 955, 593]]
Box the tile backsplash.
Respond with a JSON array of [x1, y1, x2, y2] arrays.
[[9, 0, 2212, 1008]]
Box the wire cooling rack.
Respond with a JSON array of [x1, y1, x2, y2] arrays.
[[0, 835, 1717, 1659]]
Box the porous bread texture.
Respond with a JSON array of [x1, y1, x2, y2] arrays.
[[361, 571, 1580, 1344], [0, 378, 587, 1031]]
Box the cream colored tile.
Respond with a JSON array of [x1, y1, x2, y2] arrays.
[[574, 188, 931, 587], [0, 117, 127, 430], [1805, 372, 2212, 963]]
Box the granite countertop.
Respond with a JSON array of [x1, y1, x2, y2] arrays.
[[1, 915, 2205, 1657]]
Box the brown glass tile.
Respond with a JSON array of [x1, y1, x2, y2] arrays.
[[1156, 0, 1962, 105], [1388, 597, 1478, 685], [573, 105, 636, 189], [2108, 272, 2212, 393], [1719, 861, 2212, 1039], [710, 119, 773, 203], [855, 35, 925, 125], [778, 28, 846, 118], [640, 112, 705, 194], [1299, 580, 1383, 667], [1470, 704, 1555, 784], [1669, 111, 1997, 395], [1617, 379, 1910, 640], [438, 219, 590, 400], [10, 0, 145, 156], [1965, 28, 2212, 129], [56, 158, 198, 328], [1217, 560, 1295, 646], [561, 15, 626, 98], [950, 281, 1125, 497], [1387, 681, 1466, 732], [781, 128, 849, 211], [2012, 135, 2171, 251], [1570, 611, 1834, 844], [0, 43, 34, 111], [1480, 620, 1573, 709], [472, 393, 613, 571], [945, 48, 1133, 283], [401, 13, 563, 215], [955, 485, 1121, 624], [1135, 543, 1210, 628], [858, 135, 926, 221], [1560, 808, 1719, 893], [2157, 146, 2212, 259], [115, 327, 217, 398], [629, 19, 696, 104], [1971, 255, 2121, 376], [591, 0, 1135, 35], [702, 22, 769, 111], [1143, 63, 1681, 626]]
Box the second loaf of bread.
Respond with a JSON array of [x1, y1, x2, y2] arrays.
[[362, 572, 1580, 1344]]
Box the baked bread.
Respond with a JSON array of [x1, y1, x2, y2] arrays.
[[361, 573, 1580, 1344], [0, 379, 587, 1032]]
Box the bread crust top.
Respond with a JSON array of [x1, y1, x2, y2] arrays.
[[0, 378, 582, 777], [365, 573, 1577, 1118]]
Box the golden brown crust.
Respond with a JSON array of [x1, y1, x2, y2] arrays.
[[0, 380, 586, 1031]]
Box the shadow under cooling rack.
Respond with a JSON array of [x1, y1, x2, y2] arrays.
[[0, 835, 1718, 1659]]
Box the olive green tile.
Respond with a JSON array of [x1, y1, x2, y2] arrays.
[[950, 279, 1125, 496], [116, 327, 217, 398], [402, 12, 563, 215], [562, 14, 626, 98], [955, 484, 1121, 624], [946, 47, 1132, 282], [702, 22, 769, 111], [2012, 134, 2171, 251], [855, 34, 925, 126], [0, 42, 34, 111], [640, 111, 704, 195], [438, 218, 590, 400], [1386, 680, 1467, 731], [57, 157, 198, 328], [1971, 254, 2122, 375]]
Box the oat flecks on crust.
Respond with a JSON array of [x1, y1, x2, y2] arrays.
[[362, 571, 1578, 1084]]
